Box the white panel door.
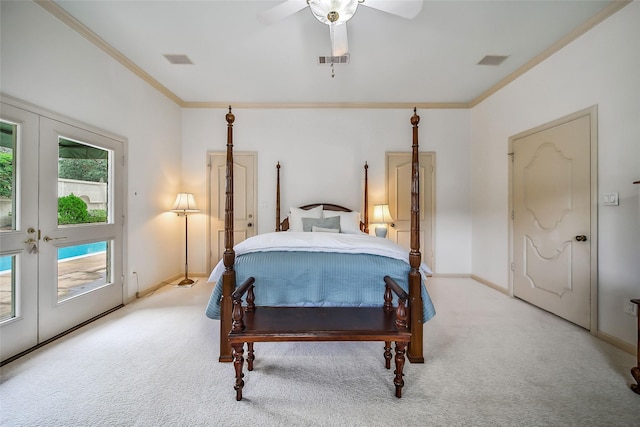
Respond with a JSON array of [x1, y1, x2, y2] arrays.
[[386, 152, 435, 271], [209, 152, 257, 271], [512, 113, 593, 329]]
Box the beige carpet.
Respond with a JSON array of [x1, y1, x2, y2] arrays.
[[1, 277, 638, 426]]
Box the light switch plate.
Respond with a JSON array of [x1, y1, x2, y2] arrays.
[[602, 192, 619, 206]]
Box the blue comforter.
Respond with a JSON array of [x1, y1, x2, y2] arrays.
[[205, 250, 436, 323]]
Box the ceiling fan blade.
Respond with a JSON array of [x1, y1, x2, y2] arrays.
[[330, 23, 349, 57], [360, 0, 423, 19], [257, 0, 308, 25]]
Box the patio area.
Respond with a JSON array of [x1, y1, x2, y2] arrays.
[[0, 253, 106, 321]]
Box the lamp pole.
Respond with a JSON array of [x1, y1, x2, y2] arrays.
[[171, 192, 199, 286], [178, 212, 194, 286]]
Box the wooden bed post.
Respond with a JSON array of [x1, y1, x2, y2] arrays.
[[363, 162, 369, 234], [275, 161, 281, 231], [408, 108, 425, 363], [219, 106, 236, 362]]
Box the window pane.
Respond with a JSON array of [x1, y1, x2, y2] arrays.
[[58, 138, 110, 227], [0, 121, 17, 232], [0, 255, 16, 322], [57, 241, 111, 303]]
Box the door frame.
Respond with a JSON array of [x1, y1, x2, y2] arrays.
[[508, 105, 598, 335]]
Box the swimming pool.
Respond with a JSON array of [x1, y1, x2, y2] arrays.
[[0, 241, 107, 272]]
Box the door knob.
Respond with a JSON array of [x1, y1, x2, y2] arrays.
[[575, 235, 587, 242], [247, 223, 253, 228]]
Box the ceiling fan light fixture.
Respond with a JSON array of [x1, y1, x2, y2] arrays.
[[308, 0, 360, 25]]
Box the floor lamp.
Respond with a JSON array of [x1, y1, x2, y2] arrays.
[[171, 193, 200, 286]]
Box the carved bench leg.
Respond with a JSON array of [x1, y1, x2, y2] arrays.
[[384, 341, 392, 369], [631, 367, 640, 395], [232, 343, 245, 401], [247, 342, 255, 372], [394, 342, 407, 398]]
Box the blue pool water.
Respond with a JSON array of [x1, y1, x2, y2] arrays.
[[0, 241, 107, 271]]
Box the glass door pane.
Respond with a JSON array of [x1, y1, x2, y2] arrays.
[[0, 121, 17, 231], [0, 255, 16, 322], [0, 121, 18, 322], [58, 138, 110, 226], [57, 240, 111, 302]]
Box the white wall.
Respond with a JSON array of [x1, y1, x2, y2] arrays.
[[0, 1, 183, 298], [470, 2, 640, 346], [181, 108, 472, 275]]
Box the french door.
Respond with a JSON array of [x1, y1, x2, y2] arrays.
[[0, 102, 124, 362]]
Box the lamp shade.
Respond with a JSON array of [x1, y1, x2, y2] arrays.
[[373, 204, 393, 224], [171, 193, 200, 213]]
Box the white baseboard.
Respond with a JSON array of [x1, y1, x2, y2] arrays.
[[132, 273, 209, 300], [470, 275, 636, 356], [470, 274, 509, 295], [598, 330, 637, 356], [431, 273, 471, 278]]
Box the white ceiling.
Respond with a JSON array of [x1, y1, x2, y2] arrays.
[[49, 0, 619, 106]]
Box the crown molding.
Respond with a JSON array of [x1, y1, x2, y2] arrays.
[[181, 101, 471, 109], [36, 0, 631, 111], [469, 0, 631, 107], [34, 0, 184, 107]]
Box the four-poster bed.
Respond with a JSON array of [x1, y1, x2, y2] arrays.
[[205, 107, 435, 398]]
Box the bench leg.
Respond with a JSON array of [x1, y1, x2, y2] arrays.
[[394, 342, 407, 398], [232, 343, 245, 401], [384, 341, 392, 369], [247, 342, 255, 371]]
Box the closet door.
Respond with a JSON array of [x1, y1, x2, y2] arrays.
[[386, 152, 435, 272], [209, 152, 257, 271]]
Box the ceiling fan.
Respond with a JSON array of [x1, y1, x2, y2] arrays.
[[258, 0, 423, 57]]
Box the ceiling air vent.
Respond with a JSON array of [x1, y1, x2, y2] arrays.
[[318, 54, 350, 65], [163, 54, 194, 65], [477, 55, 509, 66]]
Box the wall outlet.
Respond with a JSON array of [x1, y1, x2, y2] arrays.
[[624, 300, 638, 316]]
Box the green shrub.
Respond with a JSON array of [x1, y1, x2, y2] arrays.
[[0, 152, 14, 199], [58, 194, 88, 225], [87, 209, 107, 223]]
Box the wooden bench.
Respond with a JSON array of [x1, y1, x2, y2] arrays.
[[631, 299, 640, 394], [228, 276, 412, 401]]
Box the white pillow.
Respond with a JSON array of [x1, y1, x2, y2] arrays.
[[289, 205, 323, 232], [322, 210, 361, 234]]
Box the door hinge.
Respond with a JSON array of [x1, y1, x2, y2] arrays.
[[511, 210, 514, 220], [510, 263, 515, 271]]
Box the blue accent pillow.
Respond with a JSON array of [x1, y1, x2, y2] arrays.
[[301, 216, 341, 232]]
